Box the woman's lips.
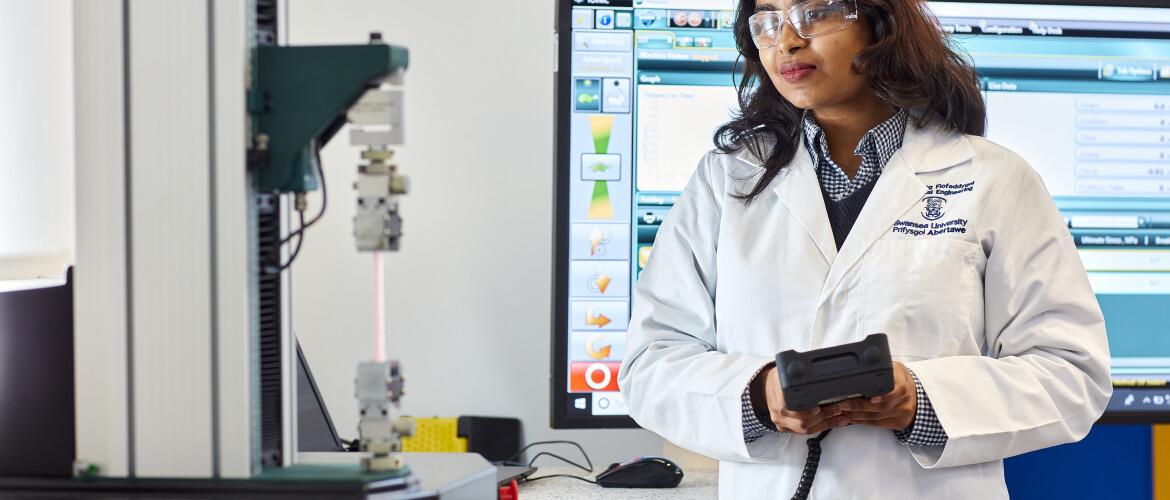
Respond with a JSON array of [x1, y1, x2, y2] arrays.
[[781, 62, 816, 83]]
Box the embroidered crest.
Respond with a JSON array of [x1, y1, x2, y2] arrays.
[[921, 196, 947, 221]]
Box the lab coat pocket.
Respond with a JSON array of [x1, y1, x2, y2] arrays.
[[857, 239, 985, 361]]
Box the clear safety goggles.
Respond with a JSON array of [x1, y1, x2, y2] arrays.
[[747, 0, 859, 49]]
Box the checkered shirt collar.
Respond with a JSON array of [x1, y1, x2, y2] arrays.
[[801, 109, 908, 199]]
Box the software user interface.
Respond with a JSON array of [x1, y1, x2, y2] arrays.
[[561, 0, 1170, 419]]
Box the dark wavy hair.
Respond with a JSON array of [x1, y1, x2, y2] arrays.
[[714, 0, 986, 203]]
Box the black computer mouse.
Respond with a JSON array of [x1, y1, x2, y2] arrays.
[[595, 456, 683, 488]]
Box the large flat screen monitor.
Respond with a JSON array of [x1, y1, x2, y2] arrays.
[[552, 0, 1170, 428]]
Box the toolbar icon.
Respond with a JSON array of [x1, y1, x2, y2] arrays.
[[588, 226, 609, 257], [586, 332, 611, 358], [580, 154, 621, 182], [570, 223, 628, 260], [640, 10, 660, 27], [719, 11, 735, 29], [616, 12, 632, 29], [570, 362, 622, 391], [585, 364, 611, 390], [586, 308, 611, 328], [571, 331, 627, 360], [596, 10, 614, 29], [570, 261, 629, 298], [602, 78, 631, 113], [575, 78, 602, 112], [591, 272, 612, 294], [572, 9, 594, 30], [571, 302, 629, 332]]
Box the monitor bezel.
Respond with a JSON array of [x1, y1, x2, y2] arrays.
[[551, 0, 1170, 429], [1098, 410, 1170, 425]]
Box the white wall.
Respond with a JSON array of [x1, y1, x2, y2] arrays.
[[0, 0, 75, 280], [286, 0, 670, 467]]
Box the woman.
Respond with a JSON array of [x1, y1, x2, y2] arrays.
[[617, 0, 1112, 498]]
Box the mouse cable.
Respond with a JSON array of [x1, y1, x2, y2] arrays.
[[523, 473, 597, 484], [527, 451, 592, 472], [501, 440, 594, 473]]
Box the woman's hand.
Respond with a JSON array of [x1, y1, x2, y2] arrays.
[[756, 366, 850, 435], [831, 361, 917, 431]]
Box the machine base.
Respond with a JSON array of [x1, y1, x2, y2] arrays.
[[0, 453, 495, 499]]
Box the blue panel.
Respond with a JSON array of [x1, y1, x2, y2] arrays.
[[1005, 425, 1150, 499]]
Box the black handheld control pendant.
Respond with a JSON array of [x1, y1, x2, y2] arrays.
[[774, 334, 895, 500], [775, 333, 895, 412]]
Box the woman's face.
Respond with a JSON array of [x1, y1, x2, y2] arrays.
[[753, 0, 875, 114]]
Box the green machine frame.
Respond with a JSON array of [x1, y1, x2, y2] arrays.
[[250, 42, 409, 192]]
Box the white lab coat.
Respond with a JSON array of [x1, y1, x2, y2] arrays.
[[618, 120, 1112, 499]]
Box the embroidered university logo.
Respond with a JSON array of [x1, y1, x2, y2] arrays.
[[921, 196, 946, 221]]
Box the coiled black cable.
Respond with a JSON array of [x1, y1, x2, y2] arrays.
[[791, 429, 832, 500]]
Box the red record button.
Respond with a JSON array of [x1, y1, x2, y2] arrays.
[[570, 362, 622, 392]]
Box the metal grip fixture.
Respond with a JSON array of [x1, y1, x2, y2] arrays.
[[350, 86, 408, 252], [355, 361, 414, 472]]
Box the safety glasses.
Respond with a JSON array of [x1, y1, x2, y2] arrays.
[[747, 0, 859, 49]]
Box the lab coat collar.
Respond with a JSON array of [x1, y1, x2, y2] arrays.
[[733, 119, 975, 173], [764, 137, 840, 264], [897, 119, 975, 173]]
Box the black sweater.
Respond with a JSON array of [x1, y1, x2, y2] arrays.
[[822, 175, 880, 250]]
